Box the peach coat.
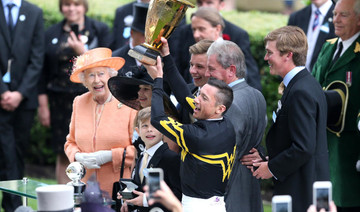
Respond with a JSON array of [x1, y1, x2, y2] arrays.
[[65, 92, 137, 195]]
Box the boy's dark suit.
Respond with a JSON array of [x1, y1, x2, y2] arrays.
[[112, 44, 138, 73], [266, 69, 329, 212], [0, 0, 44, 211], [132, 142, 181, 212], [288, 3, 335, 71]]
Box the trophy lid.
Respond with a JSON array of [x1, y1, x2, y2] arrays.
[[66, 162, 86, 182]]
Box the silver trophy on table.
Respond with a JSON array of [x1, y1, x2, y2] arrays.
[[66, 162, 86, 204]]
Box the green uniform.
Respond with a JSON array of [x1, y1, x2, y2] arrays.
[[313, 36, 360, 207]]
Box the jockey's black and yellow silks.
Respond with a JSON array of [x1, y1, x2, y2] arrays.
[[151, 78, 236, 199]]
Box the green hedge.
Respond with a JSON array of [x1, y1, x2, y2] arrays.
[[27, 0, 290, 167]]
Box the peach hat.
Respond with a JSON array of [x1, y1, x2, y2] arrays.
[[70, 48, 125, 83]]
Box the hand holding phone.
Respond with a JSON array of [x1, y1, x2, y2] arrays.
[[70, 23, 79, 37], [272, 195, 292, 212], [313, 181, 332, 212], [145, 168, 163, 199]]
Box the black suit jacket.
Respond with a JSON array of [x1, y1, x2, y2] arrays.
[[266, 69, 330, 212], [111, 1, 134, 50], [39, 16, 111, 94], [288, 4, 335, 71], [111, 1, 185, 52], [112, 44, 138, 73], [0, 0, 44, 109], [132, 143, 181, 212], [174, 19, 262, 91]]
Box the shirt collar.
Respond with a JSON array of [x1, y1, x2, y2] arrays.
[[144, 141, 163, 157], [283, 66, 305, 87], [228, 78, 245, 88], [338, 31, 360, 54], [312, 0, 332, 16], [2, 0, 21, 8], [207, 117, 224, 121]]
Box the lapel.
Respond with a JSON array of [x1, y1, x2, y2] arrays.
[[147, 143, 168, 169], [133, 153, 143, 185], [315, 5, 335, 53], [278, 69, 308, 116], [301, 6, 312, 34], [0, 2, 12, 49], [327, 35, 360, 76], [11, 0, 28, 52], [135, 143, 169, 186], [268, 70, 308, 134]]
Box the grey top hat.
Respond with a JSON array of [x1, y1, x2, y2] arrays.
[[131, 2, 149, 34], [324, 80, 349, 136]]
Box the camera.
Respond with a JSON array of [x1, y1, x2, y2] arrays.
[[145, 168, 163, 199], [313, 181, 332, 212], [272, 195, 292, 212]]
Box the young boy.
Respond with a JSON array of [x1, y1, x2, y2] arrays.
[[120, 107, 181, 212]]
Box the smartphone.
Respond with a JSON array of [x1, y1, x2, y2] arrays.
[[146, 168, 163, 199], [70, 23, 79, 37], [272, 195, 292, 212], [313, 181, 332, 212]]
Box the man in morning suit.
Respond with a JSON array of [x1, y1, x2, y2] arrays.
[[205, 40, 267, 212], [312, 0, 360, 210], [175, 0, 262, 91], [252, 26, 329, 212], [111, 0, 149, 50], [288, 0, 336, 72], [0, 0, 44, 211], [143, 42, 236, 211], [112, 2, 147, 73]]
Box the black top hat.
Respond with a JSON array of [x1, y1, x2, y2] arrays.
[[131, 2, 148, 34], [324, 80, 349, 136], [108, 67, 179, 119]]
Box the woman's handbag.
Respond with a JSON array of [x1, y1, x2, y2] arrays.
[[112, 148, 127, 212]]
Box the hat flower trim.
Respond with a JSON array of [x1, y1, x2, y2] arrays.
[[354, 42, 360, 53], [72, 54, 91, 72]]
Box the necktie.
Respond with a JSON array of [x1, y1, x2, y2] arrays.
[[312, 9, 321, 31], [332, 42, 343, 66], [278, 81, 285, 95], [139, 152, 149, 183], [7, 3, 15, 37]]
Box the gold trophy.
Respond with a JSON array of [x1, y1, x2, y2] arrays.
[[128, 0, 194, 65]]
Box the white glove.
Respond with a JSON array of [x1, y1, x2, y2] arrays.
[[87, 150, 113, 166], [75, 152, 101, 169], [358, 119, 360, 131]]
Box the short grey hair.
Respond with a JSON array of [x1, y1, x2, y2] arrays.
[[78, 67, 118, 85], [207, 40, 246, 79], [354, 0, 360, 14]]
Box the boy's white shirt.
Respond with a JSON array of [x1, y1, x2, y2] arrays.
[[141, 140, 164, 207]]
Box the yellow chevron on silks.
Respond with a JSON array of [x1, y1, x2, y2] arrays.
[[160, 118, 188, 161], [160, 117, 237, 181], [186, 97, 196, 110], [191, 146, 236, 182]]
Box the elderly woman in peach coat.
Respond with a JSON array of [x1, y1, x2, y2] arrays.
[[64, 48, 137, 195]]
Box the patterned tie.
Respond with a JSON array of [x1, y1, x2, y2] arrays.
[[7, 3, 15, 37], [312, 9, 321, 31], [139, 152, 149, 183]]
